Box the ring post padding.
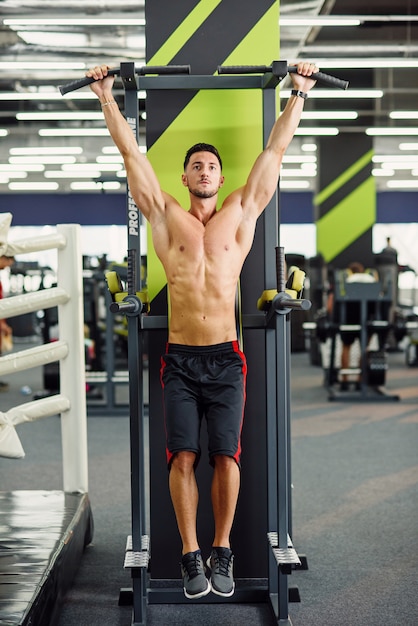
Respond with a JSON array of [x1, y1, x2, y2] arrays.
[[57, 224, 88, 494]]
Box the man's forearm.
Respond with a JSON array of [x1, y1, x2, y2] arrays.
[[98, 90, 138, 157], [265, 94, 305, 156]]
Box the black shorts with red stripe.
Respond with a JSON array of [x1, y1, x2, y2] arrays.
[[160, 341, 247, 468]]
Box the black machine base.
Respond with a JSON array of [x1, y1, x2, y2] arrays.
[[328, 385, 400, 402], [119, 578, 301, 605]]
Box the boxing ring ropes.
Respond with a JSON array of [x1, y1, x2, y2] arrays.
[[0, 211, 93, 626]]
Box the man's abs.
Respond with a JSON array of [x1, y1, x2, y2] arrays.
[[167, 292, 238, 345]]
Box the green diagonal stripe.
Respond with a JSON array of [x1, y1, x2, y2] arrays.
[[317, 176, 376, 263], [146, 1, 279, 302], [314, 149, 374, 207], [147, 0, 223, 66]]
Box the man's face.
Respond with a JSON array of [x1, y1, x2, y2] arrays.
[[182, 151, 224, 199]]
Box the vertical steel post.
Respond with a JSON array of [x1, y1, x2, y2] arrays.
[[261, 79, 292, 624], [120, 62, 147, 626]]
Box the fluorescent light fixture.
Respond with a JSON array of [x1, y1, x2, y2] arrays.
[[366, 127, 418, 136], [390, 111, 418, 120], [0, 176, 10, 184], [279, 180, 311, 189], [280, 17, 361, 26], [103, 145, 145, 155], [380, 162, 418, 170], [61, 163, 122, 172], [373, 155, 418, 162], [8, 182, 59, 190], [281, 89, 383, 99], [319, 59, 418, 69], [44, 170, 101, 179], [70, 182, 102, 191], [399, 143, 418, 150], [301, 143, 317, 152], [0, 61, 86, 70], [102, 182, 122, 190], [102, 146, 120, 154], [17, 112, 104, 121], [386, 180, 418, 189], [10, 147, 83, 155], [17, 32, 88, 48], [0, 172, 28, 181], [0, 129, 9, 137], [39, 129, 110, 137], [70, 181, 122, 191], [0, 92, 97, 101], [282, 155, 316, 163], [295, 127, 339, 136], [116, 170, 127, 178], [0, 91, 144, 102], [280, 169, 316, 177], [372, 168, 395, 177], [4, 18, 146, 26], [301, 111, 358, 120], [0, 164, 45, 172], [9, 156, 76, 165], [96, 156, 124, 164]]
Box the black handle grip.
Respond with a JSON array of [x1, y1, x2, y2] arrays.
[[140, 65, 191, 75], [218, 62, 349, 90], [59, 69, 119, 95], [287, 66, 349, 90], [59, 64, 191, 95], [218, 64, 271, 75]]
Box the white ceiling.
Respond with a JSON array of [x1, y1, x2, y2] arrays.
[[0, 0, 417, 193]]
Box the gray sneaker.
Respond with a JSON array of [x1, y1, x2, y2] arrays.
[[206, 547, 235, 597], [181, 551, 211, 599]]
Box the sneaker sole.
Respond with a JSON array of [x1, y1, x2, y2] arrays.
[[206, 557, 235, 598], [183, 578, 211, 600], [210, 582, 235, 598]]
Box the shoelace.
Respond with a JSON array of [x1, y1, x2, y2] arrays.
[[213, 553, 232, 577], [183, 554, 201, 579]]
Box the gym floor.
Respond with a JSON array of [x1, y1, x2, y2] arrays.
[[0, 344, 417, 626]]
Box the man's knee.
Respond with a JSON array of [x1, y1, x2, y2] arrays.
[[171, 450, 197, 473], [212, 454, 237, 470]]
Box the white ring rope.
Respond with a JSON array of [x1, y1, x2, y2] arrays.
[[0, 212, 67, 256], [0, 287, 69, 318], [5, 233, 67, 256], [0, 340, 69, 376], [0, 394, 71, 459]]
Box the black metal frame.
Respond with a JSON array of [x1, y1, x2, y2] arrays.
[[63, 60, 345, 626]]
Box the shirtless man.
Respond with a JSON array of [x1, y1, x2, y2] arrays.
[[87, 61, 318, 599]]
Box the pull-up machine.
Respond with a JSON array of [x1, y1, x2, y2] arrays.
[[60, 62, 347, 626]]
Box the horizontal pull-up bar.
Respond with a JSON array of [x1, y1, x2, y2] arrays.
[[58, 60, 348, 95], [218, 61, 349, 90], [59, 64, 191, 95]]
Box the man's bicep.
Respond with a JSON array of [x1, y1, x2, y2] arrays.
[[242, 149, 281, 217], [125, 153, 166, 220]]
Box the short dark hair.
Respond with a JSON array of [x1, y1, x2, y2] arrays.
[[348, 262, 364, 274], [183, 143, 222, 171]]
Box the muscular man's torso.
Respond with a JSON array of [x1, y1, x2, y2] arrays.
[[150, 195, 256, 345]]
